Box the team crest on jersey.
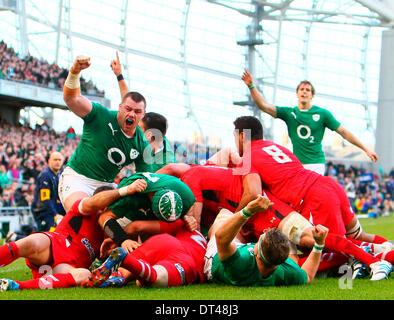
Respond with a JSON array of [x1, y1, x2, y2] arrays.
[[130, 148, 139, 160], [81, 238, 95, 261], [312, 114, 320, 121], [174, 263, 186, 285]]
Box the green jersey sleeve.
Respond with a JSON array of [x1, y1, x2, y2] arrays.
[[275, 106, 293, 121], [82, 102, 102, 123], [322, 109, 341, 131]]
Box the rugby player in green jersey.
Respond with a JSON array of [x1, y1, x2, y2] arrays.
[[97, 172, 196, 253], [60, 55, 154, 212], [242, 70, 378, 175], [204, 194, 329, 287], [110, 52, 176, 172]]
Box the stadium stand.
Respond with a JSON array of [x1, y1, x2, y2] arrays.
[[0, 40, 104, 97]]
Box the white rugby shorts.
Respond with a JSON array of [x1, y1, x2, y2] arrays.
[[203, 235, 243, 281], [303, 163, 325, 175], [58, 166, 117, 206]]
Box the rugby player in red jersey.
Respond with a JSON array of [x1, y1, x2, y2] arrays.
[[231, 115, 392, 281], [158, 163, 321, 255], [0, 180, 146, 291], [84, 218, 207, 288]]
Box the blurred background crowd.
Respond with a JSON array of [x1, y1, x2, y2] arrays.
[[0, 40, 104, 97]]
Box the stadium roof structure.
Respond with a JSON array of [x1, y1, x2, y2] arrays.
[[0, 0, 393, 171]]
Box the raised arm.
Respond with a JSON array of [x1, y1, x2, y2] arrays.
[[63, 56, 93, 118], [242, 69, 277, 118], [215, 194, 274, 261], [299, 224, 328, 283], [110, 51, 129, 100], [335, 125, 378, 162], [236, 173, 262, 212]]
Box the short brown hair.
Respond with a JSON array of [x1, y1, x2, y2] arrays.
[[122, 91, 147, 107], [259, 228, 290, 266], [296, 80, 315, 96]]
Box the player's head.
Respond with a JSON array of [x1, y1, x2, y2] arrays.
[[93, 185, 115, 195], [47, 151, 64, 173], [233, 116, 263, 156], [140, 112, 168, 143], [296, 80, 315, 106], [255, 228, 290, 270], [117, 91, 147, 135], [92, 185, 115, 214], [151, 189, 183, 222]]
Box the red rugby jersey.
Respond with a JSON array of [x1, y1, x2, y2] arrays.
[[55, 199, 104, 268], [240, 140, 320, 210]]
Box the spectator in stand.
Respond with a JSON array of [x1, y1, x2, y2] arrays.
[[383, 193, 394, 217], [344, 176, 356, 213], [7, 161, 23, 185], [66, 126, 76, 140], [1, 191, 13, 207], [22, 160, 39, 182], [13, 184, 30, 207], [0, 164, 10, 193]]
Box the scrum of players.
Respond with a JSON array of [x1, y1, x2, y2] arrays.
[[0, 54, 392, 292]]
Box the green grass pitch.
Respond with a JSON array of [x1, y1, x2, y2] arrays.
[[0, 215, 393, 301]]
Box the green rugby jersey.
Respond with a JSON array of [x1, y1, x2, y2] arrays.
[[109, 172, 196, 221], [276, 105, 341, 164], [148, 137, 176, 173], [211, 244, 308, 287], [67, 102, 153, 182]]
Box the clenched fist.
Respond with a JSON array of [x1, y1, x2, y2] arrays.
[[245, 194, 274, 216], [127, 179, 147, 195], [71, 55, 91, 74]]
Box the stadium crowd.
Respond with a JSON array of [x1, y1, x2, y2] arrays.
[[325, 162, 394, 217], [0, 119, 80, 208], [0, 40, 104, 97]]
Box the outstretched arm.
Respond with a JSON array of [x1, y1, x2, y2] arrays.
[[111, 51, 129, 100], [63, 56, 93, 118], [299, 224, 328, 284], [335, 125, 378, 162], [215, 194, 274, 261], [242, 69, 277, 118], [81, 179, 147, 215]]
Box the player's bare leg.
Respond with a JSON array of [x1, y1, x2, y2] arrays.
[[345, 215, 392, 248], [53, 264, 91, 285], [0, 263, 89, 291], [63, 191, 89, 213], [0, 233, 52, 270]]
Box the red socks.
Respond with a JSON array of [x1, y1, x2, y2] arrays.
[[372, 235, 387, 244], [15, 273, 76, 290], [122, 255, 186, 287], [298, 252, 347, 272], [324, 233, 380, 267], [122, 255, 157, 285], [0, 242, 19, 268], [375, 251, 394, 264]]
